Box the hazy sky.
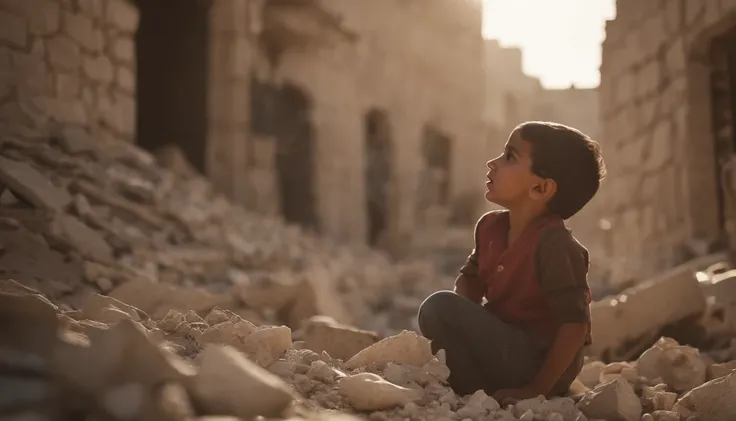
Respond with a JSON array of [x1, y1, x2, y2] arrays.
[[482, 0, 616, 89]]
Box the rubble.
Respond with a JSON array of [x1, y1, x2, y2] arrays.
[[4, 277, 736, 421], [0, 136, 448, 335], [4, 136, 736, 420]]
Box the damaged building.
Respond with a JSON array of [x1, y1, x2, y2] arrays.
[[0, 0, 487, 249], [595, 0, 736, 288]]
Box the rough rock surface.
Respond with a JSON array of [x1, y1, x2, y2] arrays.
[[4, 136, 736, 420], [6, 279, 736, 421], [0, 135, 447, 336]]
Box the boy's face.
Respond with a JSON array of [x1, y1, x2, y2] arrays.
[[485, 130, 554, 208]]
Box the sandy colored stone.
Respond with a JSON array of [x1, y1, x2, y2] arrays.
[[338, 372, 422, 411], [109, 279, 223, 319], [47, 213, 113, 263], [576, 377, 642, 421], [302, 316, 379, 361], [709, 361, 736, 380], [0, 156, 72, 211], [345, 330, 432, 370], [242, 325, 293, 367], [81, 293, 146, 324], [53, 319, 194, 395], [672, 371, 736, 421], [190, 345, 294, 418], [589, 266, 707, 359], [197, 319, 258, 348]]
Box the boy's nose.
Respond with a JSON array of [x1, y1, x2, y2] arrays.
[[486, 160, 495, 170]]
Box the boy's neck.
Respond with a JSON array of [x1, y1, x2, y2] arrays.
[[506, 205, 549, 245]]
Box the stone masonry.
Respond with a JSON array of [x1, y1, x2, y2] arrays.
[[0, 0, 138, 142], [598, 0, 736, 288], [250, 0, 488, 247], [0, 0, 488, 250]]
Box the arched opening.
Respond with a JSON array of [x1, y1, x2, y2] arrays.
[[364, 109, 393, 246], [249, 78, 319, 231], [134, 0, 210, 173]]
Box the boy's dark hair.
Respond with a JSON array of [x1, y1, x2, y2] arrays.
[[516, 121, 606, 220]]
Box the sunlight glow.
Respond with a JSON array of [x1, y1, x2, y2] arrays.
[[482, 0, 616, 89]]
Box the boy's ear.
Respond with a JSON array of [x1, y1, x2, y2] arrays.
[[529, 178, 557, 202]]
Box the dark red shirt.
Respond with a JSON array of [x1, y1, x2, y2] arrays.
[[460, 210, 592, 346]]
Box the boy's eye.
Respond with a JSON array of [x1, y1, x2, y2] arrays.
[[504, 151, 514, 161]]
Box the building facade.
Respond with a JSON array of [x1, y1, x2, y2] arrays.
[[597, 0, 736, 287], [0, 0, 488, 248]]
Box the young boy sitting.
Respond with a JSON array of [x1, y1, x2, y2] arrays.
[[417, 121, 605, 405]]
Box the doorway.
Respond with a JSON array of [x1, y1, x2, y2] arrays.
[[421, 126, 452, 207], [709, 28, 736, 253], [250, 79, 319, 231], [364, 109, 393, 246], [134, 0, 210, 173]]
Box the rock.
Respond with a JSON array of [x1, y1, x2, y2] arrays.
[[47, 213, 113, 263], [655, 345, 707, 392], [0, 291, 59, 373], [345, 330, 432, 370], [190, 345, 294, 418], [242, 325, 293, 367], [302, 316, 379, 361], [109, 280, 224, 319], [709, 360, 736, 380], [641, 384, 677, 411], [636, 339, 706, 392], [576, 377, 642, 421], [512, 396, 581, 421], [578, 360, 605, 388], [598, 362, 638, 385], [455, 390, 499, 419], [589, 263, 708, 359], [53, 319, 193, 395], [197, 319, 258, 348], [81, 293, 146, 324], [642, 410, 680, 421], [672, 371, 736, 421], [0, 156, 72, 211], [338, 372, 422, 411]]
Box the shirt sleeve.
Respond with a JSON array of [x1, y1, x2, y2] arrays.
[[535, 227, 590, 324], [458, 211, 498, 278]]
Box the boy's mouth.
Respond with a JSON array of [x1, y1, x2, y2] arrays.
[[486, 172, 493, 183]]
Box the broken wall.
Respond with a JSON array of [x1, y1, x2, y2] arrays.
[[256, 0, 487, 246], [0, 0, 264, 209], [598, 1, 736, 288], [0, 0, 138, 142]]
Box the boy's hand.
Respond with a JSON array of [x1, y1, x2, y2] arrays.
[[492, 387, 540, 406]]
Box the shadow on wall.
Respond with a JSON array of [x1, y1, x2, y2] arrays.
[[134, 0, 210, 173], [364, 109, 394, 247]]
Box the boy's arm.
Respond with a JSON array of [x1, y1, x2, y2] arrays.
[[454, 212, 495, 303], [529, 229, 590, 395]]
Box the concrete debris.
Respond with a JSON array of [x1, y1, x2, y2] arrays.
[[0, 136, 450, 336], [5, 278, 736, 421], [6, 137, 736, 420]]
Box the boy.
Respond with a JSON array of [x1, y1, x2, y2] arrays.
[[417, 121, 605, 405]]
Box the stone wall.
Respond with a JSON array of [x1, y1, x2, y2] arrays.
[[253, 0, 488, 246], [598, 0, 736, 288], [0, 0, 138, 143]]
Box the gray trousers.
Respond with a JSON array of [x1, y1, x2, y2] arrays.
[[417, 290, 581, 397]]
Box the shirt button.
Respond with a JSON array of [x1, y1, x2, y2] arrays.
[[497, 265, 504, 272]]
